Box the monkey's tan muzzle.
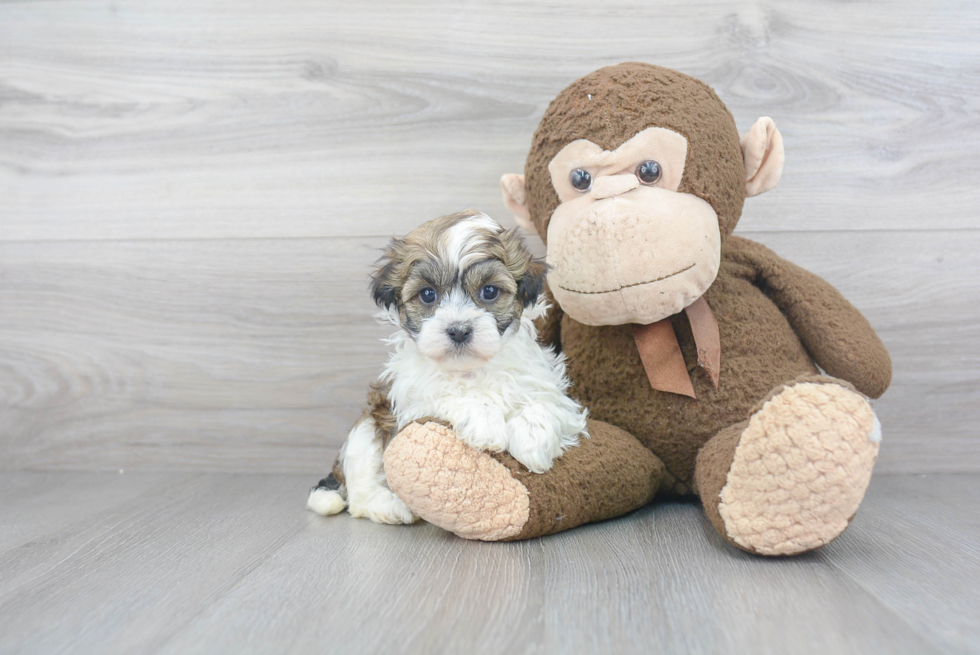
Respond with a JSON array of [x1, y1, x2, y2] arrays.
[[546, 188, 721, 326]]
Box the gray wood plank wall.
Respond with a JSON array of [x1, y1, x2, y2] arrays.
[[2, 0, 978, 473]]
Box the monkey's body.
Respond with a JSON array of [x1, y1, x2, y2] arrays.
[[556, 233, 889, 484], [381, 63, 891, 555], [557, 237, 820, 489]]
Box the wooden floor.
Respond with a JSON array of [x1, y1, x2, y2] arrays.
[[0, 471, 976, 654]]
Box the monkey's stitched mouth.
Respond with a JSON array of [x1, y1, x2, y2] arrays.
[[557, 263, 696, 295]]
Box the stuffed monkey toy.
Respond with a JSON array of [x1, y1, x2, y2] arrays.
[[382, 63, 891, 555]]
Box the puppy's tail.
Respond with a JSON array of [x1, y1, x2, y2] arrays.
[[307, 473, 347, 516]]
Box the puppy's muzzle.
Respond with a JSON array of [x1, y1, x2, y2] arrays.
[[446, 323, 473, 345]]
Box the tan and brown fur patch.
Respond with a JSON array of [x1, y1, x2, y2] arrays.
[[325, 380, 395, 490], [370, 210, 547, 340], [366, 380, 398, 449]]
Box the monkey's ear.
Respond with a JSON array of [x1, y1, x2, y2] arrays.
[[741, 117, 785, 197], [500, 174, 536, 235]]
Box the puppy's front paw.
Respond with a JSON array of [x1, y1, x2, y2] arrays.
[[452, 404, 508, 453], [348, 488, 418, 525], [506, 414, 562, 474]]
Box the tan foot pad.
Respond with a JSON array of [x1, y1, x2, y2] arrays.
[[383, 422, 530, 541], [719, 383, 879, 555]]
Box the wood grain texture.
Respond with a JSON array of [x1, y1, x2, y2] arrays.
[[0, 237, 386, 472], [1, 0, 978, 474], [827, 474, 980, 652], [0, 470, 179, 552], [1, 230, 977, 473], [0, 473, 306, 654], [1, 471, 976, 654], [1, 0, 978, 240]]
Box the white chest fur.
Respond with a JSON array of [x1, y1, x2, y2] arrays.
[[379, 308, 588, 473]]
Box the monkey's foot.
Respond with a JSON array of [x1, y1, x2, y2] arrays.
[[699, 380, 880, 556], [383, 422, 531, 541], [384, 420, 666, 541]]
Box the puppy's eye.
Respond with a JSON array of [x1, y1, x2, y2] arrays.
[[635, 160, 662, 185], [569, 168, 592, 192], [480, 285, 500, 302], [419, 287, 437, 305]]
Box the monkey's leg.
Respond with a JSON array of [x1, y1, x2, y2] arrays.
[[694, 375, 880, 556], [383, 419, 668, 541]]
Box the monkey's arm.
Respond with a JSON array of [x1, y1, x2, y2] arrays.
[[726, 236, 892, 398], [534, 282, 564, 354]]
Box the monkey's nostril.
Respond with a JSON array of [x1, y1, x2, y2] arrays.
[[446, 324, 473, 345]]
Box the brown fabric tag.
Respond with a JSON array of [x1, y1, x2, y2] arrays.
[[685, 296, 721, 389], [632, 320, 696, 399]]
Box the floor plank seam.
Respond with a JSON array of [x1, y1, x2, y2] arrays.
[[821, 555, 952, 653], [150, 518, 310, 652]]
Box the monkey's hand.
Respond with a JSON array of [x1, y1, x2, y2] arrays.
[[728, 235, 892, 398]]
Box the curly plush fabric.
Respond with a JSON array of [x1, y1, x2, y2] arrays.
[[384, 419, 669, 541], [383, 422, 530, 541], [696, 377, 879, 555], [718, 382, 878, 554]]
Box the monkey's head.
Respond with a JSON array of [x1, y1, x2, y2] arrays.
[[501, 63, 784, 326]]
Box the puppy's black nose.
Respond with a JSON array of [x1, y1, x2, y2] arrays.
[[446, 323, 473, 345]]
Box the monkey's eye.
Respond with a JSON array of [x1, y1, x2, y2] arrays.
[[635, 160, 662, 185], [569, 168, 593, 192], [419, 287, 438, 305], [480, 285, 500, 302]]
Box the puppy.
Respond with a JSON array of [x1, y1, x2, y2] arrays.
[[307, 210, 588, 524]]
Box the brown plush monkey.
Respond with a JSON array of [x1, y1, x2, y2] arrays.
[[382, 63, 891, 555]]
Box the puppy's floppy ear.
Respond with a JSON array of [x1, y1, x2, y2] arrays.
[[370, 237, 405, 309], [517, 256, 548, 308], [500, 228, 548, 308]]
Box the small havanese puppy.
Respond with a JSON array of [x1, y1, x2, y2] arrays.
[[307, 210, 588, 525]]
